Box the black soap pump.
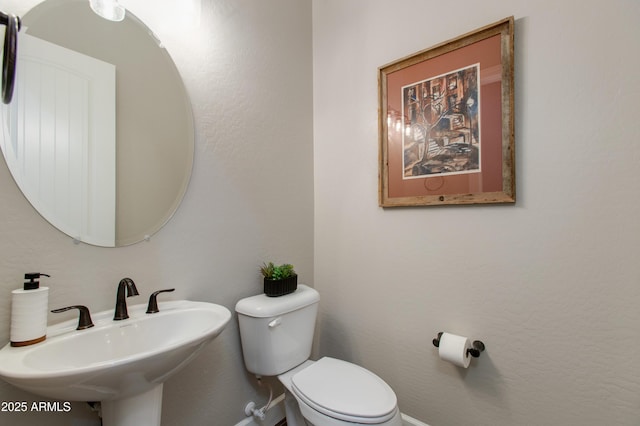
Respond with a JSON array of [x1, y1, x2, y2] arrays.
[[23, 272, 50, 289], [10, 273, 51, 347]]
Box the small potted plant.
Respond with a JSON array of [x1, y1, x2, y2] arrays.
[[260, 262, 298, 297]]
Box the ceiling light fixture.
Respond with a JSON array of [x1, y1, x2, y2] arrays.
[[89, 0, 125, 22]]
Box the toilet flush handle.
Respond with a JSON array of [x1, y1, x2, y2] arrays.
[[268, 317, 282, 328]]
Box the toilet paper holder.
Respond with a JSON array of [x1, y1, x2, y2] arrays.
[[432, 332, 485, 358]]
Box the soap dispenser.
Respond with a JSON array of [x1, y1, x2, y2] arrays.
[[10, 273, 51, 347]]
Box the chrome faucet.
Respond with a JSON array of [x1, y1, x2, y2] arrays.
[[114, 277, 139, 320]]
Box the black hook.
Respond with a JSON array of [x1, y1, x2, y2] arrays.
[[1, 11, 21, 104], [432, 332, 485, 358], [0, 12, 21, 30]]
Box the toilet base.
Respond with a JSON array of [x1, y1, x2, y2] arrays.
[[283, 389, 310, 426]]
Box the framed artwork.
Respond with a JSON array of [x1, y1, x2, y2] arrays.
[[378, 17, 515, 207]]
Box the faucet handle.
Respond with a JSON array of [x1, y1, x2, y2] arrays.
[[146, 289, 175, 314], [51, 305, 94, 330]]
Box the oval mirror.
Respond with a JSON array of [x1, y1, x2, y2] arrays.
[[0, 0, 194, 247]]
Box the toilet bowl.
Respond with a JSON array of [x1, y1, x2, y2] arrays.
[[235, 285, 402, 426]]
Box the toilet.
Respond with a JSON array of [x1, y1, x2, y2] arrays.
[[235, 285, 403, 426]]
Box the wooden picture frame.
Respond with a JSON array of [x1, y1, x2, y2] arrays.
[[378, 17, 515, 207]]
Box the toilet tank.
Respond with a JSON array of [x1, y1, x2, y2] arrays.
[[235, 284, 320, 376]]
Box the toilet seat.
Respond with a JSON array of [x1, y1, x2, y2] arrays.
[[291, 357, 398, 424]]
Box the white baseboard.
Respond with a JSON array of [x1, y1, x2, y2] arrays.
[[401, 412, 431, 426], [234, 394, 429, 426]]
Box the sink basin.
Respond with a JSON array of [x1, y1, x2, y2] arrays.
[[0, 300, 231, 425]]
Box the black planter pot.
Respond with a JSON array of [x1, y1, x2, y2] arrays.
[[264, 275, 298, 297]]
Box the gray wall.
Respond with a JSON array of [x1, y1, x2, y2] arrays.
[[313, 1, 640, 425]]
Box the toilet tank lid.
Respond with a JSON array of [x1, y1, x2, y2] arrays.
[[235, 284, 319, 318]]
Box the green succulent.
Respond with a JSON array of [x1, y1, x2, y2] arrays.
[[260, 262, 296, 280]]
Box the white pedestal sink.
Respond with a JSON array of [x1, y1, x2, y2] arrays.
[[0, 300, 231, 426]]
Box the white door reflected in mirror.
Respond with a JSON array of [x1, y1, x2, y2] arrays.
[[1, 34, 117, 246]]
